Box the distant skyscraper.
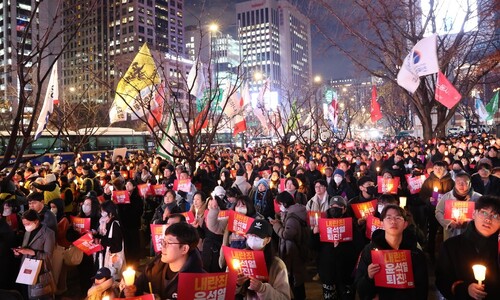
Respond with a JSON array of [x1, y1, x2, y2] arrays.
[[236, 0, 312, 100]]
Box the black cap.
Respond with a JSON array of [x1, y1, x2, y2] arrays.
[[358, 176, 374, 187], [93, 267, 111, 280], [247, 219, 273, 239]]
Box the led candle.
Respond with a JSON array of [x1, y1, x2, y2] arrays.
[[127, 166, 130, 171], [109, 186, 114, 192], [399, 197, 407, 208], [357, 172, 360, 178], [122, 267, 136, 286], [432, 187, 439, 201], [452, 208, 460, 221], [218, 180, 221, 186], [472, 264, 486, 285], [376, 167, 380, 173], [195, 207, 199, 219], [102, 296, 110, 300], [232, 259, 241, 273], [155, 175, 160, 182], [315, 213, 319, 226]]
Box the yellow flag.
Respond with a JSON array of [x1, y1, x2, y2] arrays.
[[110, 43, 160, 123]]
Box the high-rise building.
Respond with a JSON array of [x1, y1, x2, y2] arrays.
[[62, 0, 186, 104], [236, 0, 312, 105]]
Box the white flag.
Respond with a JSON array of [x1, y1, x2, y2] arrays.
[[34, 62, 58, 140], [157, 116, 176, 162], [475, 97, 488, 122], [254, 79, 270, 135], [187, 61, 206, 99], [397, 34, 439, 93]]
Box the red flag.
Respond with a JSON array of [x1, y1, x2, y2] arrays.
[[147, 83, 165, 130], [371, 86, 382, 123], [435, 71, 461, 109], [233, 90, 247, 136], [190, 105, 209, 135]]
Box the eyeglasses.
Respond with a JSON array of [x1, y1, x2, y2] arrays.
[[384, 216, 405, 222], [315, 185, 326, 189], [160, 240, 185, 247], [477, 210, 500, 222]]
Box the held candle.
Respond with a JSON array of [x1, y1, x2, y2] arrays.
[[155, 175, 160, 182], [195, 208, 199, 219], [472, 264, 486, 285], [122, 267, 136, 286], [432, 187, 439, 201], [232, 259, 241, 273], [315, 213, 319, 226], [399, 197, 407, 208], [102, 296, 110, 300], [452, 208, 460, 221]]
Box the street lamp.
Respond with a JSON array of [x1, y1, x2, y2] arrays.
[[314, 75, 322, 84]]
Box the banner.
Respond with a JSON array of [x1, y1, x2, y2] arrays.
[[138, 183, 153, 198], [443, 200, 475, 221], [318, 217, 353, 243], [475, 97, 489, 122], [73, 233, 103, 255], [377, 176, 400, 194], [204, 209, 230, 221], [70, 216, 90, 234], [151, 184, 167, 196], [405, 174, 428, 194], [371, 250, 415, 289], [279, 178, 286, 192], [366, 215, 383, 239], [227, 211, 254, 235], [181, 211, 196, 224], [222, 246, 268, 281], [306, 210, 327, 227], [150, 224, 167, 253], [173, 178, 192, 193], [112, 190, 131, 204], [351, 200, 378, 219], [178, 272, 236, 300]]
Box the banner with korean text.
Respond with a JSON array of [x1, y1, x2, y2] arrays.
[[70, 216, 90, 234], [366, 215, 383, 239], [444, 200, 475, 221], [319, 217, 353, 243], [351, 200, 378, 219], [307, 211, 327, 227], [405, 174, 429, 194], [112, 190, 130, 204], [222, 246, 268, 281], [138, 183, 153, 198], [173, 178, 192, 193], [371, 250, 415, 289], [150, 224, 167, 253], [73, 233, 103, 255], [377, 177, 400, 194], [178, 272, 236, 300], [227, 211, 254, 235]]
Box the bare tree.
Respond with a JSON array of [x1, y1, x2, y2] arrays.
[[0, 0, 97, 177], [309, 0, 499, 139]]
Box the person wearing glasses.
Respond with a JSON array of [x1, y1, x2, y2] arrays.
[[123, 222, 203, 298], [436, 195, 500, 300], [435, 172, 482, 241], [306, 179, 331, 212], [354, 204, 428, 300]]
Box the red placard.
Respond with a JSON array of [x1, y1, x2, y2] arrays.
[[443, 200, 475, 221], [227, 211, 255, 235], [279, 178, 286, 192], [181, 211, 196, 224], [150, 224, 167, 253], [230, 169, 237, 179], [377, 176, 400, 194], [151, 184, 166, 196], [203, 209, 230, 222], [173, 178, 192, 193], [405, 174, 429, 195], [318, 217, 353, 243], [112, 190, 130, 204], [97, 195, 105, 203], [70, 216, 90, 234], [351, 200, 378, 219], [306, 210, 327, 227], [371, 250, 415, 289], [115, 295, 154, 300], [274, 199, 280, 215], [222, 246, 268, 281], [366, 215, 383, 239], [137, 183, 153, 198], [178, 272, 237, 300], [73, 233, 103, 255]]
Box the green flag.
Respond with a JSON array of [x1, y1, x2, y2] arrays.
[[485, 91, 498, 121]]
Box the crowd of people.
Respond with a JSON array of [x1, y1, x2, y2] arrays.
[[0, 132, 499, 300]]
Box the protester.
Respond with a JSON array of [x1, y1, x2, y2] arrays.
[[248, 178, 274, 219], [355, 205, 428, 299], [435, 195, 500, 300], [118, 180, 144, 264], [27, 192, 57, 234], [284, 177, 308, 206], [85, 267, 119, 300], [306, 179, 331, 212], [471, 162, 500, 196], [235, 219, 291, 299], [123, 222, 203, 298]]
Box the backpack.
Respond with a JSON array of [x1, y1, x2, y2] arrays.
[[287, 213, 310, 260]]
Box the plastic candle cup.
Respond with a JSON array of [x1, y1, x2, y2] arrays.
[[472, 264, 486, 285], [123, 267, 136, 286], [399, 197, 407, 208]]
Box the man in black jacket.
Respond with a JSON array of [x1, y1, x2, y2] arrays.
[[124, 222, 204, 299], [436, 195, 500, 300]]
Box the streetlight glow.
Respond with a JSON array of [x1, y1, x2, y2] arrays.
[[209, 23, 219, 32], [314, 75, 322, 83], [254, 71, 263, 81]]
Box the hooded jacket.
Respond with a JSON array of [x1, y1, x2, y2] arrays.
[[233, 176, 252, 196], [419, 171, 454, 206], [272, 203, 308, 286], [248, 179, 274, 219], [134, 249, 205, 299], [354, 229, 428, 300]]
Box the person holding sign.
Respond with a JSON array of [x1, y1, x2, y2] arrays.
[[271, 191, 308, 300], [354, 205, 428, 300], [118, 180, 144, 265], [151, 190, 181, 225], [436, 195, 500, 300], [312, 196, 364, 300], [435, 172, 482, 241], [235, 219, 291, 300], [123, 222, 204, 299]]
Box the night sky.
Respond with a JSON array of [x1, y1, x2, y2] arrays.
[[183, 0, 355, 80]]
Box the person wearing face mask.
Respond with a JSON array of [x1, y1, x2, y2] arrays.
[[435, 172, 482, 241], [123, 222, 204, 299], [66, 193, 101, 296], [235, 219, 290, 300], [270, 191, 308, 300], [14, 209, 56, 299], [3, 199, 22, 234], [327, 169, 356, 200], [94, 200, 125, 280], [312, 196, 364, 300]]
